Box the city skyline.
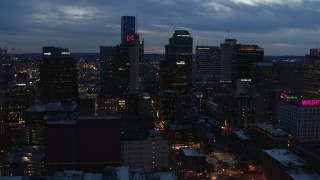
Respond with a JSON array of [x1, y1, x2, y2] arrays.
[[1, 0, 320, 55]]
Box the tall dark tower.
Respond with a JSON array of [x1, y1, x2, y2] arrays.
[[160, 30, 193, 97], [100, 16, 142, 97], [231, 44, 264, 84], [100, 46, 117, 96], [304, 49, 320, 99], [220, 39, 238, 82], [39, 47, 78, 104], [121, 16, 136, 44]]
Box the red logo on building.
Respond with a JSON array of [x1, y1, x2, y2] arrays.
[[126, 35, 134, 42]]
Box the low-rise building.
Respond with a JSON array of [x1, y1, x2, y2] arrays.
[[248, 123, 293, 149], [262, 149, 320, 180], [179, 148, 206, 178]]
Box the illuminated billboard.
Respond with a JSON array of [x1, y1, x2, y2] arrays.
[[301, 100, 320, 106]]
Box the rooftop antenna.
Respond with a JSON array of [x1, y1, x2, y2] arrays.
[[226, 30, 231, 39]]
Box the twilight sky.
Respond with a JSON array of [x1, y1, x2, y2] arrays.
[[0, 0, 319, 55]]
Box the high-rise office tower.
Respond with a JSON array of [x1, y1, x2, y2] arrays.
[[304, 49, 320, 99], [100, 46, 118, 96], [3, 82, 34, 132], [100, 17, 142, 97], [121, 16, 143, 93], [121, 16, 136, 44], [220, 39, 238, 82], [39, 47, 78, 104], [195, 46, 220, 90], [231, 44, 264, 84], [100, 35, 141, 96], [160, 30, 193, 96]]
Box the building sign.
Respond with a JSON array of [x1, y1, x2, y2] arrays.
[[240, 79, 251, 82], [61, 52, 70, 55], [44, 52, 51, 56], [280, 92, 298, 100], [176, 61, 185, 65], [15, 83, 26, 86], [301, 99, 320, 106], [126, 35, 135, 42]]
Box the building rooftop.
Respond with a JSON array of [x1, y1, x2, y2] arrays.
[[233, 130, 251, 141], [287, 167, 320, 180], [153, 172, 175, 180], [174, 30, 191, 36], [26, 101, 77, 112], [79, 115, 121, 120], [181, 148, 205, 157], [264, 149, 309, 167], [116, 166, 129, 180], [53, 170, 103, 180], [44, 113, 77, 122], [254, 123, 287, 137], [116, 166, 145, 180]]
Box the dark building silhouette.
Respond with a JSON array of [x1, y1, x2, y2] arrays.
[[100, 46, 117, 96], [0, 64, 15, 133], [304, 49, 320, 99], [159, 90, 181, 124], [220, 39, 238, 82], [100, 39, 141, 96], [251, 62, 277, 92], [231, 44, 264, 85], [160, 30, 193, 99], [39, 47, 77, 104], [276, 62, 304, 95], [46, 115, 121, 173]]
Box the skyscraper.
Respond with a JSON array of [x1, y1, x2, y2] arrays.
[[195, 46, 220, 90], [304, 49, 320, 99], [100, 35, 141, 96], [160, 30, 193, 96], [121, 16, 136, 44], [100, 46, 117, 96], [231, 44, 264, 84], [100, 16, 143, 97], [3, 82, 34, 132], [39, 47, 78, 104], [220, 39, 238, 82]]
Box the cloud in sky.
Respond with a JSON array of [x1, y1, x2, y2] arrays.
[[0, 0, 319, 55]]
